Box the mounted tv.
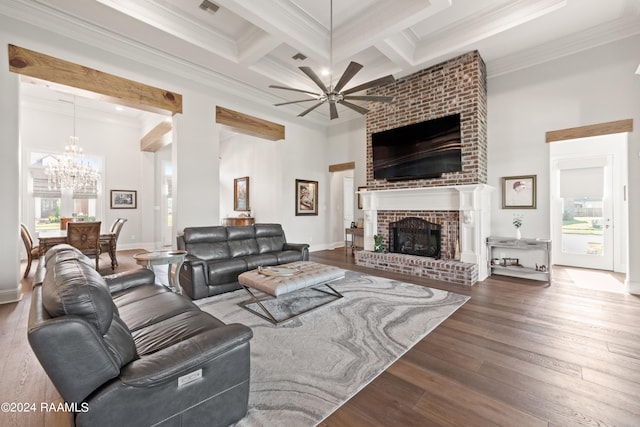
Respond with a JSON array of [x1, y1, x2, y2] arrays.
[[372, 113, 462, 181]]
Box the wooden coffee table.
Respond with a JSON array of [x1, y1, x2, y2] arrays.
[[237, 261, 345, 325]]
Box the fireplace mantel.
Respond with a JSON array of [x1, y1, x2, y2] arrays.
[[359, 184, 494, 282]]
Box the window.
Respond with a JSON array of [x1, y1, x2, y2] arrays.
[[29, 152, 101, 231]]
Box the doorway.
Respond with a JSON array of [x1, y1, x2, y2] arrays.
[[550, 133, 628, 272], [329, 168, 355, 249]]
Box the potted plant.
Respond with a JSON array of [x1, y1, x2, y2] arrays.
[[373, 235, 384, 252]]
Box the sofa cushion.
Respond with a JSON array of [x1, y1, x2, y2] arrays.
[[276, 250, 306, 264], [243, 254, 278, 269], [183, 226, 230, 261], [208, 259, 248, 285], [255, 224, 286, 254], [113, 284, 201, 332], [228, 226, 259, 257], [42, 250, 114, 335], [131, 310, 226, 356]]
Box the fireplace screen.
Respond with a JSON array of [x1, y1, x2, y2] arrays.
[[389, 217, 441, 258]]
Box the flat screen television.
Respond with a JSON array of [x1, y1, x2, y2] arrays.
[[372, 113, 462, 181]]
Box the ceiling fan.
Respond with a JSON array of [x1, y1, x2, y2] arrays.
[[269, 1, 395, 120]]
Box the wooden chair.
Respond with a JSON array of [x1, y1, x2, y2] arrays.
[[20, 224, 40, 278], [60, 217, 73, 230], [100, 218, 127, 268], [66, 221, 102, 270]]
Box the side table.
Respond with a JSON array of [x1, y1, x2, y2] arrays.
[[133, 250, 188, 294]]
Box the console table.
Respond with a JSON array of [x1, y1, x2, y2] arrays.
[[486, 236, 552, 285], [344, 227, 364, 254], [222, 217, 255, 226]]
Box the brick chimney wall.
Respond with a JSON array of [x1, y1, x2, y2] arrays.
[[364, 51, 488, 255]]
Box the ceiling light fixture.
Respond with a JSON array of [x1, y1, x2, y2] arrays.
[[45, 97, 99, 192], [269, 0, 395, 120]]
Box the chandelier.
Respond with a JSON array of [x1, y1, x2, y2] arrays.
[[45, 98, 99, 192]]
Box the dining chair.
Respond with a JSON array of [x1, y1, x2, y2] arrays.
[[20, 224, 40, 278], [100, 218, 127, 268], [60, 217, 73, 230], [66, 221, 102, 270]]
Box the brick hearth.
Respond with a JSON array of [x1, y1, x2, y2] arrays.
[[355, 251, 478, 286]]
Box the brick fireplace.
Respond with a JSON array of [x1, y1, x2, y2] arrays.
[[357, 51, 491, 285]]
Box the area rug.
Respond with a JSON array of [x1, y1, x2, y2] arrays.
[[195, 270, 469, 426]]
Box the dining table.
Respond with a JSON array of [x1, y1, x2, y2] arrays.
[[37, 229, 117, 269]]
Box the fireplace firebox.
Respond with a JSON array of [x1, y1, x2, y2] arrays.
[[389, 217, 441, 258]]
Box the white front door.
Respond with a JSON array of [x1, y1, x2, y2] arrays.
[[551, 154, 614, 270]]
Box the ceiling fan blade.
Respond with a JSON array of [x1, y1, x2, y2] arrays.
[[299, 66, 329, 93], [298, 101, 325, 117], [342, 74, 395, 95], [269, 84, 319, 96], [274, 99, 318, 106], [329, 102, 339, 120], [343, 95, 394, 103], [333, 61, 363, 93], [339, 99, 369, 115]]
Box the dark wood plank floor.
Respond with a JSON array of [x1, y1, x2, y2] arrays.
[[2, 249, 639, 427]]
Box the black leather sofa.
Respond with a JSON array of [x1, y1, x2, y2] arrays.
[[28, 244, 253, 427], [177, 223, 309, 300]]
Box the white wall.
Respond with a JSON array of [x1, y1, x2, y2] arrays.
[[487, 34, 640, 291], [218, 123, 329, 250]]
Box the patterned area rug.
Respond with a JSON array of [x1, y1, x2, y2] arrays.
[[195, 270, 469, 426]]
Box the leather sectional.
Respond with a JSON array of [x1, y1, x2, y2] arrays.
[[28, 244, 253, 427], [177, 223, 309, 300]]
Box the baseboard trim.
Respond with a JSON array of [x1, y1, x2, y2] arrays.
[[0, 284, 23, 305], [625, 278, 640, 295]]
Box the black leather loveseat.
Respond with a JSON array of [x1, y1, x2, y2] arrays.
[[28, 244, 253, 427], [177, 223, 309, 300]]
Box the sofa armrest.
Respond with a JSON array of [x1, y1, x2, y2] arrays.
[[104, 269, 156, 294], [284, 242, 310, 261], [119, 323, 253, 387], [179, 257, 209, 299]]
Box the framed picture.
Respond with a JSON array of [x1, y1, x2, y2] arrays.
[[357, 186, 366, 210], [234, 177, 250, 211], [295, 179, 318, 216], [502, 175, 536, 209], [110, 190, 137, 209]]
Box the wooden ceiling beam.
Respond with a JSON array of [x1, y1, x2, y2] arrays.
[[216, 106, 285, 141], [8, 44, 182, 116], [546, 119, 633, 143], [141, 121, 172, 152]]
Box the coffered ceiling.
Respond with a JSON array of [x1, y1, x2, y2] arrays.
[[10, 0, 640, 121]]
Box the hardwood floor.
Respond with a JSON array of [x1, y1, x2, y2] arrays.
[[2, 249, 639, 426]]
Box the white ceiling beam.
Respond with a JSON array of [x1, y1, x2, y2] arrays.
[[414, 0, 567, 64], [215, 0, 328, 63], [95, 0, 238, 61], [331, 0, 452, 63], [237, 29, 280, 67], [375, 30, 419, 70]]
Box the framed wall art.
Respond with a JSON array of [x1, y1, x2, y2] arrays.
[[234, 177, 250, 211], [502, 175, 536, 209], [110, 190, 137, 209], [295, 179, 318, 216]]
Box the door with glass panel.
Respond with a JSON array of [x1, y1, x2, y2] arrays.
[[551, 155, 614, 270]]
